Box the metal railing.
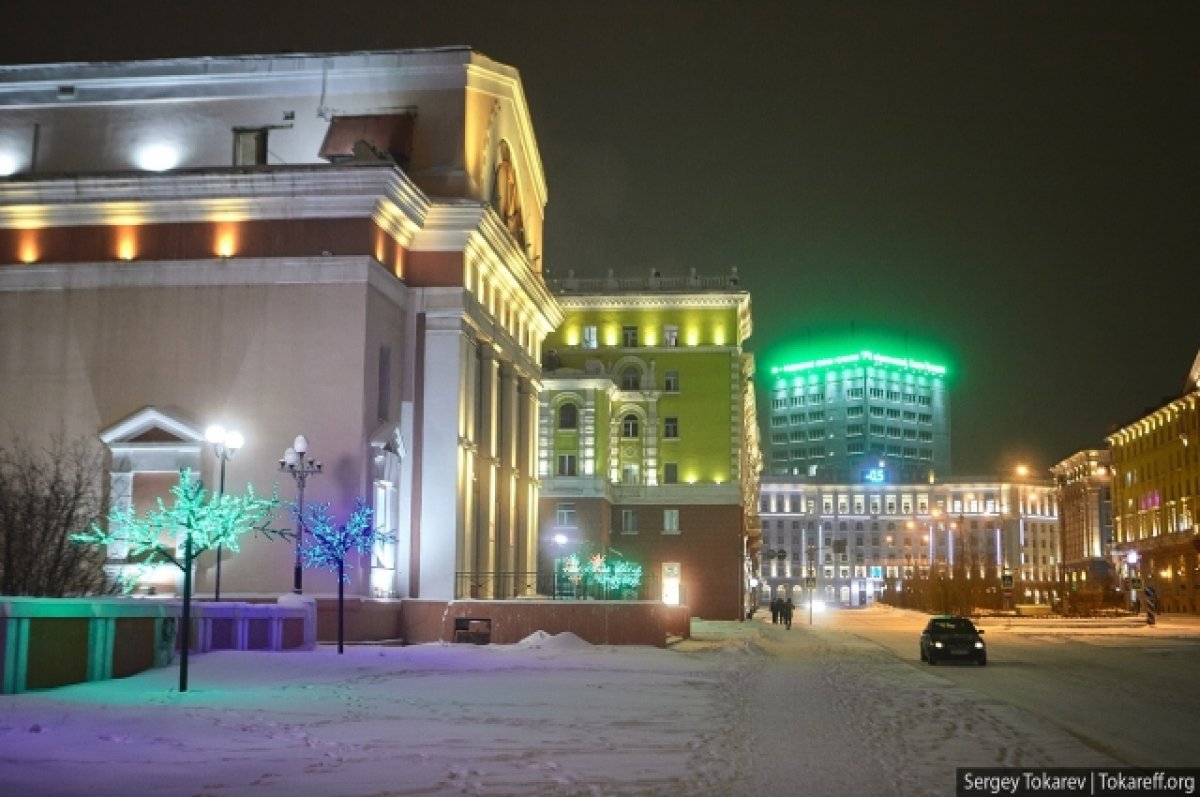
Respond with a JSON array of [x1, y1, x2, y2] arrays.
[[455, 570, 662, 602]]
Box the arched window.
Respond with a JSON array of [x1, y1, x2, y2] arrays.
[[622, 414, 639, 438], [621, 367, 641, 390], [558, 402, 578, 430]]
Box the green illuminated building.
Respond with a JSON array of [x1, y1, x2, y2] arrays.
[[766, 350, 950, 483]]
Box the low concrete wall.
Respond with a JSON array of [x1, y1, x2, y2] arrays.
[[1, 597, 316, 694]]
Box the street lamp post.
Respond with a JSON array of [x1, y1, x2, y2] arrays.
[[279, 435, 322, 594], [205, 424, 244, 602]]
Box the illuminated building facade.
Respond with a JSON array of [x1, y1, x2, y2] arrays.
[[1106, 353, 1200, 614], [537, 269, 762, 620], [758, 475, 1059, 608], [0, 49, 562, 600], [765, 351, 950, 482], [1051, 449, 1116, 604]]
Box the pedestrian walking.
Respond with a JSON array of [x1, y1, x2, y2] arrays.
[[782, 598, 794, 630], [770, 597, 781, 625]]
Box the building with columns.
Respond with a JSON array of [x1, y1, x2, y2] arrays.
[[0, 48, 562, 601], [537, 269, 762, 620], [1106, 350, 1200, 614], [1051, 448, 1116, 607], [757, 474, 1059, 609]]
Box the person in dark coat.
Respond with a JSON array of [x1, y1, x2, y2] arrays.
[[770, 597, 781, 624], [782, 598, 795, 629]]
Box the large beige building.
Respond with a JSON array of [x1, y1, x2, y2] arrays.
[[1106, 351, 1200, 614], [0, 49, 562, 600]]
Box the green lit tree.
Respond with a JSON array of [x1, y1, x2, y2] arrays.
[[72, 468, 283, 692], [293, 497, 393, 653]]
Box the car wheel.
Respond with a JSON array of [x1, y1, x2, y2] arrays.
[[977, 656, 987, 667], [919, 647, 926, 662], [928, 652, 937, 665]]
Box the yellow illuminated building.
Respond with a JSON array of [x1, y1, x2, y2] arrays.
[[537, 268, 761, 620], [1106, 351, 1200, 614]]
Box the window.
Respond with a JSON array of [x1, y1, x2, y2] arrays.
[[622, 464, 640, 484], [621, 508, 638, 534], [663, 325, 679, 347], [664, 370, 680, 392], [555, 503, 576, 526], [663, 509, 680, 534], [621, 367, 641, 390], [582, 325, 598, 349], [663, 462, 678, 484], [847, 406, 864, 418], [233, 128, 268, 165], [664, 417, 679, 439], [558, 402, 578, 430], [557, 454, 577, 476], [622, 414, 639, 438], [622, 326, 638, 347]]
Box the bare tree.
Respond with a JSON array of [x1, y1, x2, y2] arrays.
[[0, 436, 114, 596]]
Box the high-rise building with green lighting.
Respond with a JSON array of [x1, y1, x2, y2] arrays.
[[766, 350, 950, 483], [538, 268, 762, 620]]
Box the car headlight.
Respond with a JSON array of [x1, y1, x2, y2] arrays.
[[974, 641, 985, 649], [933, 641, 944, 648]]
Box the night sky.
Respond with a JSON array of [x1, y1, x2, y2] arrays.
[[4, 2, 1197, 476]]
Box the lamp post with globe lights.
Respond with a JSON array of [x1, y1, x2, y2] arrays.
[[279, 435, 321, 594], [205, 424, 244, 601]]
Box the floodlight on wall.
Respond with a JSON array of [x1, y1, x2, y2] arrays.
[[136, 143, 179, 172]]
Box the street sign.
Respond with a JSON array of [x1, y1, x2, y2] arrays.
[[1131, 577, 1143, 590], [1001, 573, 1014, 589], [804, 576, 817, 589]]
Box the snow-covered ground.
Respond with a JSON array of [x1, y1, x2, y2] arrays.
[[1, 607, 1196, 796]]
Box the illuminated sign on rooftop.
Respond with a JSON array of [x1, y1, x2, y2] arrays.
[[769, 350, 947, 377]]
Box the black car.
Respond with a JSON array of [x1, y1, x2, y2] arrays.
[[919, 616, 986, 666]]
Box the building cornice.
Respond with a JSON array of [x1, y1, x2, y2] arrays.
[[0, 165, 429, 232]]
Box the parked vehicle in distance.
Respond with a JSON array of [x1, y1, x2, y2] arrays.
[[919, 615, 986, 666]]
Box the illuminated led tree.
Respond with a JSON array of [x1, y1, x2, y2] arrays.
[[292, 497, 393, 653], [556, 551, 642, 599], [73, 468, 282, 692]]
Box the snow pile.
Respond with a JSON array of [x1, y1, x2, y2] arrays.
[[512, 629, 592, 650]]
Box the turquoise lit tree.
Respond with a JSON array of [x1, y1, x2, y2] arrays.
[[72, 468, 282, 692], [557, 551, 643, 599], [292, 497, 393, 653]]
